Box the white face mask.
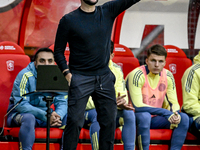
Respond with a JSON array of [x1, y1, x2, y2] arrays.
[[83, 0, 98, 6]]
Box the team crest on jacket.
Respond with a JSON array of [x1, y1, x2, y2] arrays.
[[158, 83, 166, 92], [169, 64, 176, 74], [6, 60, 14, 71]]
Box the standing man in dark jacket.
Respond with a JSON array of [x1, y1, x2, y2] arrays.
[[54, 0, 140, 150]]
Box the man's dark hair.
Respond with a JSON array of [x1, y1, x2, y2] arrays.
[[110, 40, 114, 54], [147, 44, 167, 58], [33, 47, 54, 61]]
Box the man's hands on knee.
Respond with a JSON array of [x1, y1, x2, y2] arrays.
[[169, 112, 181, 124], [50, 111, 62, 126]]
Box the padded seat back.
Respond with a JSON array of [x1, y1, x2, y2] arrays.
[[113, 43, 140, 78], [164, 45, 192, 107], [0, 41, 30, 128]]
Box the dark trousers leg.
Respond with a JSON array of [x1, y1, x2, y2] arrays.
[[188, 116, 200, 140], [63, 74, 95, 150], [92, 71, 117, 150], [151, 113, 189, 150]]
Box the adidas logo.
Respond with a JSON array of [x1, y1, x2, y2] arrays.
[[150, 94, 156, 99]]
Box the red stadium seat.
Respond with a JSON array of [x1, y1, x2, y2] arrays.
[[113, 43, 140, 78], [3, 127, 63, 143], [0, 41, 30, 149], [164, 45, 192, 107], [0, 41, 30, 129], [79, 128, 122, 144]]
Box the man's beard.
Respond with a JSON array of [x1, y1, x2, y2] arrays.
[[83, 0, 98, 6]]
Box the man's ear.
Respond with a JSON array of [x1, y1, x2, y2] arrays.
[[110, 53, 115, 60], [145, 58, 148, 65]]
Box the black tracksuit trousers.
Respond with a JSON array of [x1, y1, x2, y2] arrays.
[[63, 71, 117, 150]]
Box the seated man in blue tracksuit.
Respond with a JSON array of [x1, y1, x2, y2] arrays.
[[7, 48, 68, 150], [84, 41, 136, 150]]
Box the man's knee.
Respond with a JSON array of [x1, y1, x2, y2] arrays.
[[179, 112, 189, 129], [123, 110, 135, 124], [97, 106, 116, 126], [97, 112, 116, 129], [68, 115, 84, 128], [136, 112, 151, 128], [87, 109, 98, 123], [19, 113, 36, 128]]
